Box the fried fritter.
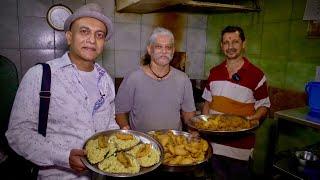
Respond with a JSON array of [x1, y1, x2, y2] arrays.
[[151, 130, 208, 165], [115, 133, 134, 140], [117, 152, 132, 168], [98, 135, 109, 148], [194, 115, 253, 131], [109, 133, 140, 151], [127, 144, 160, 167]]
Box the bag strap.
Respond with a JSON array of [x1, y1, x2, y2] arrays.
[[37, 63, 51, 137]]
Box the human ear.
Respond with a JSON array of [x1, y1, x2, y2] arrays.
[[147, 45, 152, 55], [65, 31, 72, 46]]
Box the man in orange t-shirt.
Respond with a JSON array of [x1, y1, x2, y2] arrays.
[[202, 26, 270, 179]]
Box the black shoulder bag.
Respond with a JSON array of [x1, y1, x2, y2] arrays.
[[38, 63, 51, 137], [2, 63, 51, 179]]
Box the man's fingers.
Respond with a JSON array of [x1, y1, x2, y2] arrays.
[[71, 149, 86, 156], [69, 149, 88, 172]]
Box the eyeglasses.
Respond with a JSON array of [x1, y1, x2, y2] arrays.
[[232, 73, 240, 82]]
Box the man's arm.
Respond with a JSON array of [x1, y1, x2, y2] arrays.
[[181, 110, 198, 136], [181, 111, 196, 123], [6, 65, 70, 168], [202, 101, 210, 115], [247, 106, 269, 122], [115, 113, 130, 129]]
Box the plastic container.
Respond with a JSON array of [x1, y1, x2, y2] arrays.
[[305, 82, 320, 118]]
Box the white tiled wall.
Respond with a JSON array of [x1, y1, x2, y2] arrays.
[[20, 49, 55, 75], [0, 0, 208, 80], [101, 49, 115, 77], [115, 50, 140, 77]]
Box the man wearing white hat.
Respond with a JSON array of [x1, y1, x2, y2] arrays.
[[6, 3, 118, 179]]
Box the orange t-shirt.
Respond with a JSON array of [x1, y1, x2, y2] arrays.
[[202, 57, 270, 149]]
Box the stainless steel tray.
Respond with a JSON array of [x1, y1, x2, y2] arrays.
[[81, 129, 164, 177], [186, 114, 259, 136], [148, 129, 212, 172]]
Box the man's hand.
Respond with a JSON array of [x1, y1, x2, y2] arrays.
[[121, 125, 130, 130], [116, 113, 130, 130], [246, 115, 259, 126], [246, 115, 258, 121], [246, 106, 269, 126], [69, 149, 87, 172], [187, 128, 200, 138]]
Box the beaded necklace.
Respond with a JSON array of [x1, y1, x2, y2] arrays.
[[149, 64, 170, 81]]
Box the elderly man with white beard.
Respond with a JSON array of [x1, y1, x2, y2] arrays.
[[115, 27, 196, 132]]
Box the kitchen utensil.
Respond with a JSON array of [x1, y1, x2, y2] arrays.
[[186, 114, 259, 136], [295, 151, 319, 167], [81, 129, 163, 177], [148, 129, 212, 172], [305, 81, 320, 118]]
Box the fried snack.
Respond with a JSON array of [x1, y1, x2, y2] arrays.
[[98, 153, 140, 174], [157, 134, 170, 146], [117, 151, 132, 168], [167, 155, 183, 165], [85, 136, 111, 164], [174, 145, 188, 156], [98, 135, 109, 148], [127, 144, 160, 167], [109, 133, 140, 151], [194, 115, 252, 131], [151, 130, 208, 166], [179, 156, 194, 165], [115, 133, 134, 140]]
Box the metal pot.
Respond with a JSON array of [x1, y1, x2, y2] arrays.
[[295, 151, 319, 167]]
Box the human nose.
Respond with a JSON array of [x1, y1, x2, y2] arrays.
[[162, 46, 172, 53], [160, 47, 167, 53], [86, 33, 96, 43], [226, 42, 234, 49]]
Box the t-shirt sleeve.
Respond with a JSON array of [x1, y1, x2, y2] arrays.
[[202, 72, 213, 102], [181, 78, 196, 112], [115, 73, 135, 114], [253, 75, 271, 109]]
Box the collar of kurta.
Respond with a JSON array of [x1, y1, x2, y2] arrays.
[[57, 52, 106, 77]]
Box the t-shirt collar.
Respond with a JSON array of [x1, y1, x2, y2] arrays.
[[223, 57, 250, 71]]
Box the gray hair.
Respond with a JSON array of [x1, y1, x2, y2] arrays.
[[148, 27, 174, 45]]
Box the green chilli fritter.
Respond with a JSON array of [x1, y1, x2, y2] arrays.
[[98, 152, 140, 174], [109, 133, 140, 151], [127, 144, 160, 167], [85, 135, 116, 164]]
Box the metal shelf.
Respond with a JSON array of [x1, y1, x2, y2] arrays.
[[273, 107, 320, 179], [274, 107, 320, 130]]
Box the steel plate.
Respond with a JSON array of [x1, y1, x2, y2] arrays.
[[186, 114, 259, 136], [81, 129, 164, 177], [148, 129, 212, 172]]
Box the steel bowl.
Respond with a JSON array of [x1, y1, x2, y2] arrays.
[[81, 129, 164, 177], [295, 151, 319, 167]]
